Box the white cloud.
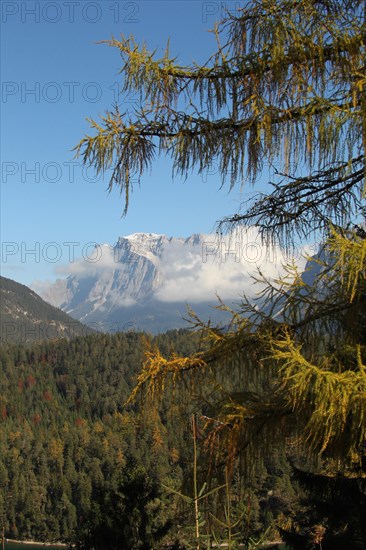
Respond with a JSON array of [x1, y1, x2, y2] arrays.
[[54, 245, 119, 278], [154, 229, 309, 303]]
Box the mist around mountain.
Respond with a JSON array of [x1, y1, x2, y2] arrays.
[[0, 275, 93, 343], [35, 231, 306, 334]]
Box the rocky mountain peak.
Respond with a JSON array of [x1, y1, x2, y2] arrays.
[[34, 231, 307, 333]]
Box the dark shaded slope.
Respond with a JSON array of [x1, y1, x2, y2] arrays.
[[0, 276, 93, 343]]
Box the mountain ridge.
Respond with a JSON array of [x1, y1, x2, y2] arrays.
[[34, 231, 310, 334], [35, 232, 241, 333], [0, 275, 93, 343]]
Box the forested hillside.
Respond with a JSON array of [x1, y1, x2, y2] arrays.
[[0, 277, 91, 343], [0, 331, 293, 548]]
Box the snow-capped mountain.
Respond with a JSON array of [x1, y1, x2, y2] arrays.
[[35, 232, 302, 333]]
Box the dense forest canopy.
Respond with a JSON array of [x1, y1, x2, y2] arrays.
[[0, 332, 195, 545], [0, 331, 292, 548]]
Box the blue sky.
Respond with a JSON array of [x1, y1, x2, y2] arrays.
[[1, 1, 270, 286]]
